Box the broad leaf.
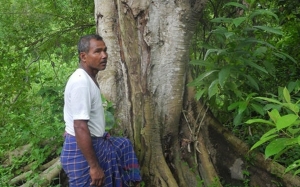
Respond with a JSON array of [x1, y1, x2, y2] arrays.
[[285, 159, 300, 174], [244, 60, 268, 74], [224, 2, 248, 10], [211, 17, 233, 23], [208, 79, 219, 99], [188, 70, 218, 86], [228, 101, 239, 111], [249, 9, 279, 22], [283, 87, 291, 103], [261, 128, 277, 139], [253, 26, 283, 35], [204, 49, 226, 60], [254, 46, 268, 57], [265, 138, 288, 159], [287, 125, 300, 135], [195, 89, 206, 100], [268, 109, 281, 123], [244, 38, 276, 49], [276, 114, 298, 131], [250, 103, 265, 116], [276, 51, 297, 64], [282, 103, 299, 113], [238, 101, 247, 114], [218, 67, 230, 88], [263, 104, 282, 112], [232, 17, 247, 27], [245, 74, 259, 90], [250, 134, 278, 151], [189, 59, 206, 65], [233, 113, 243, 126]]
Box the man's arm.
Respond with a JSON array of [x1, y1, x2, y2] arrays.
[[74, 120, 105, 186]]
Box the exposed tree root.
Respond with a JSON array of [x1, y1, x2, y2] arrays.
[[9, 171, 33, 185], [3, 144, 32, 167], [197, 131, 222, 187], [9, 157, 61, 187], [208, 117, 300, 187]]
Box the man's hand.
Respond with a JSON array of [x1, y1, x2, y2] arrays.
[[90, 165, 105, 186]]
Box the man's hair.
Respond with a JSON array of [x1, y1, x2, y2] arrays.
[[77, 34, 103, 62]]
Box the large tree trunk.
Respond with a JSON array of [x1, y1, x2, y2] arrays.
[[94, 1, 300, 187], [95, 0, 206, 186]]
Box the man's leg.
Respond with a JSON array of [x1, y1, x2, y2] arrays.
[[60, 134, 90, 187]]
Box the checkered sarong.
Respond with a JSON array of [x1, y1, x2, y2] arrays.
[[60, 133, 142, 187]]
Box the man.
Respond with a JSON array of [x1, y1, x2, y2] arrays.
[[60, 34, 141, 187]]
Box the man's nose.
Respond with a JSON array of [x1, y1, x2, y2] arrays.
[[102, 52, 107, 58]]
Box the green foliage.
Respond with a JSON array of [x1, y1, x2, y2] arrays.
[[102, 95, 117, 131], [245, 86, 300, 175], [190, 0, 300, 178], [0, 0, 97, 185], [189, 1, 297, 126]]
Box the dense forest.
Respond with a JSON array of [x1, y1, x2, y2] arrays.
[[0, 0, 299, 186]]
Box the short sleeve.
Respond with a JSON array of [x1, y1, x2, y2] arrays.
[[70, 86, 91, 120]]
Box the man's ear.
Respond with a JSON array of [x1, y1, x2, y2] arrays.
[[79, 52, 87, 62]]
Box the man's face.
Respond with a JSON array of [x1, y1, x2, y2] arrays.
[[84, 39, 108, 72]]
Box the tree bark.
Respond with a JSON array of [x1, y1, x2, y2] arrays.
[[95, 0, 206, 186], [94, 0, 300, 186]]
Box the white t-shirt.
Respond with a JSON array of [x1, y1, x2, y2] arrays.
[[63, 68, 105, 137]]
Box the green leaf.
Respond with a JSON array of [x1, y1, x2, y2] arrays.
[[285, 159, 300, 173], [250, 134, 278, 151], [287, 81, 297, 93], [250, 9, 279, 22], [195, 89, 206, 100], [277, 51, 297, 64], [262, 61, 275, 76], [287, 125, 300, 135], [283, 87, 291, 103], [228, 101, 239, 111], [188, 70, 218, 86], [238, 101, 248, 114], [204, 49, 226, 60], [233, 113, 243, 126], [253, 26, 283, 35], [232, 17, 247, 27], [224, 31, 235, 39], [256, 97, 282, 105], [261, 128, 277, 139], [264, 104, 282, 112], [245, 118, 275, 126], [254, 46, 268, 57], [245, 74, 259, 90], [244, 38, 276, 49], [105, 111, 115, 130], [224, 2, 248, 10], [218, 67, 230, 88], [190, 60, 207, 66], [282, 103, 299, 113], [250, 103, 265, 116], [211, 17, 233, 23], [244, 60, 268, 74], [208, 79, 219, 99], [265, 138, 288, 159], [276, 114, 298, 131], [268, 109, 281, 123]]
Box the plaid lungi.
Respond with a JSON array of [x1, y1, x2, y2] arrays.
[[60, 133, 142, 187]]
